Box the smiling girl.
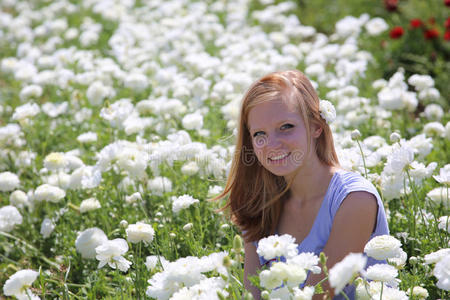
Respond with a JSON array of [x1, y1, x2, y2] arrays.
[[215, 70, 389, 299]]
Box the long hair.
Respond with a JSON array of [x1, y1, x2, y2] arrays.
[[213, 70, 339, 242]]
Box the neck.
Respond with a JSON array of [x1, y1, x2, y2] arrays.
[[284, 156, 337, 205]]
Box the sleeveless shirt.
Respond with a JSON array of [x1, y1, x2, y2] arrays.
[[253, 169, 390, 299]]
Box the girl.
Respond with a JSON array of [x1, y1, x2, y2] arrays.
[[215, 70, 389, 299]]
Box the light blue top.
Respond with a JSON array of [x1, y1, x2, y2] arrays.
[[253, 169, 389, 299]]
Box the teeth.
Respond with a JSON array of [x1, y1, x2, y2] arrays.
[[270, 153, 288, 160]]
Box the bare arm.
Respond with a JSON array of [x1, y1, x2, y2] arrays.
[[306, 191, 378, 299], [244, 241, 262, 300]]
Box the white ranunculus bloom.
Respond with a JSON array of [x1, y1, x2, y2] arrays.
[[125, 192, 141, 204], [43, 152, 68, 171], [434, 164, 450, 185], [329, 253, 367, 295], [96, 238, 131, 272], [433, 255, 450, 291], [424, 248, 450, 264], [75, 227, 108, 259], [79, 197, 101, 213], [34, 184, 66, 203], [147, 176, 172, 196], [77, 132, 98, 143], [86, 81, 113, 106], [172, 194, 199, 213], [365, 263, 398, 285], [0, 171, 20, 192], [182, 112, 203, 130], [9, 190, 29, 209], [11, 102, 40, 121], [423, 103, 444, 121], [364, 235, 402, 260], [0, 205, 23, 232], [287, 252, 321, 274], [145, 255, 169, 271], [180, 161, 199, 176], [364, 17, 388, 36], [438, 216, 450, 233], [408, 286, 429, 299], [126, 222, 155, 243], [292, 286, 315, 300], [40, 217, 55, 238], [408, 74, 434, 92], [3, 269, 40, 299], [426, 187, 449, 208], [19, 84, 43, 101], [256, 234, 298, 261]]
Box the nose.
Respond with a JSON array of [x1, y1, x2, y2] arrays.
[[266, 133, 282, 149]]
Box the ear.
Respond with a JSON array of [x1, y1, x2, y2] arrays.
[[311, 122, 323, 138]]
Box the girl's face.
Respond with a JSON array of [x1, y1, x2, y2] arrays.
[[247, 99, 320, 177]]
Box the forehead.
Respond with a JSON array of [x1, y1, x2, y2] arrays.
[[247, 100, 301, 130]]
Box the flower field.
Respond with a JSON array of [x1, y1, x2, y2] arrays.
[[0, 0, 449, 299]]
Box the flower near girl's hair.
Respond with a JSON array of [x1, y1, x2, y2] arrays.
[[318, 100, 336, 124]]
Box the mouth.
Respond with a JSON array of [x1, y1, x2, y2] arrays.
[[268, 152, 290, 162]]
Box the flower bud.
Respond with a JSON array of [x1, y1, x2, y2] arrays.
[[183, 223, 193, 231], [223, 255, 232, 268], [390, 132, 401, 143], [169, 232, 176, 238], [119, 220, 128, 228], [351, 129, 361, 140], [261, 291, 269, 299], [233, 235, 243, 252]]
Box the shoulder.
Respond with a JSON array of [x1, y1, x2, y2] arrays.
[[329, 169, 380, 216]]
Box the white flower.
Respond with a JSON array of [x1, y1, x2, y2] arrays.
[[172, 194, 200, 213], [126, 222, 155, 243], [387, 248, 407, 268], [287, 252, 321, 274], [10, 190, 29, 209], [11, 102, 40, 121], [182, 112, 203, 130], [147, 176, 172, 196], [292, 286, 315, 300], [3, 269, 40, 299], [365, 263, 398, 284], [183, 223, 193, 231], [125, 192, 142, 204], [79, 198, 101, 213], [86, 81, 113, 106], [424, 103, 444, 121], [329, 253, 367, 294], [319, 99, 336, 124], [43, 152, 68, 171], [408, 74, 434, 92], [96, 238, 131, 272], [372, 286, 408, 300], [408, 286, 429, 299], [424, 122, 445, 137], [256, 234, 298, 261], [75, 227, 108, 259], [145, 255, 169, 271], [40, 217, 55, 238], [427, 187, 449, 208], [34, 184, 66, 203], [207, 185, 223, 197], [124, 73, 148, 91], [181, 161, 199, 176], [364, 235, 402, 260], [424, 248, 450, 264], [0, 172, 20, 192], [364, 17, 388, 36], [438, 216, 450, 233], [0, 205, 23, 232], [433, 255, 450, 291], [19, 85, 43, 101], [69, 166, 102, 189], [77, 132, 98, 143], [383, 145, 415, 174], [434, 164, 450, 185]]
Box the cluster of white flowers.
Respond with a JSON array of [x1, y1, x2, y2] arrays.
[[172, 194, 200, 213]]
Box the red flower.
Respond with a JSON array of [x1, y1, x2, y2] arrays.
[[444, 31, 450, 41], [410, 19, 422, 29], [390, 26, 404, 39], [445, 0, 450, 7], [445, 17, 450, 29], [384, 0, 398, 11], [424, 28, 439, 40]]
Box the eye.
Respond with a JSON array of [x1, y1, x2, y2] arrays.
[[253, 131, 265, 138], [280, 123, 294, 130]]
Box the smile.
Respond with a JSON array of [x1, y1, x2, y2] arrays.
[[268, 153, 290, 162]]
